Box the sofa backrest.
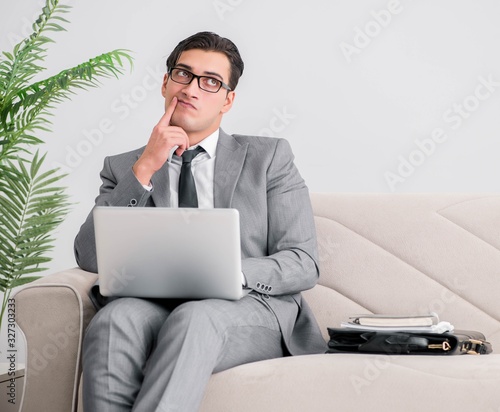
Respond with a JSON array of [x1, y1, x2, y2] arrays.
[[303, 193, 500, 349]]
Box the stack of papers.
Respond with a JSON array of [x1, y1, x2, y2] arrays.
[[341, 312, 454, 334]]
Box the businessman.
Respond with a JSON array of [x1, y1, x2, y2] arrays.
[[75, 31, 326, 412]]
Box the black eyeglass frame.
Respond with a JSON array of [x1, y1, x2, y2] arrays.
[[168, 67, 232, 93]]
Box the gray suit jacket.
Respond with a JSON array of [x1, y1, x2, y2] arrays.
[[74, 129, 326, 355]]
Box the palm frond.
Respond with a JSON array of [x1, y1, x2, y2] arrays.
[[0, 49, 133, 162], [0, 1, 134, 331], [0, 0, 70, 102], [0, 151, 70, 296]]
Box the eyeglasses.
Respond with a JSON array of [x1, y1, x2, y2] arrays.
[[168, 67, 232, 93]]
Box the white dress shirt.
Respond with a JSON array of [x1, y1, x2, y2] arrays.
[[166, 129, 218, 209]]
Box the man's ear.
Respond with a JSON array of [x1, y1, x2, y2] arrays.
[[161, 73, 169, 97], [220, 91, 235, 114]]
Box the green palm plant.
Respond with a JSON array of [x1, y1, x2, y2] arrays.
[[0, 0, 133, 330]]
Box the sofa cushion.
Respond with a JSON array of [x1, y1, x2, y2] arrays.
[[201, 353, 500, 411], [306, 193, 500, 348]]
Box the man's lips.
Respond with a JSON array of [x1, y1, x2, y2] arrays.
[[177, 99, 196, 110]]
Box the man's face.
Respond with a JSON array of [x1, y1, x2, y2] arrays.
[[161, 49, 235, 140]]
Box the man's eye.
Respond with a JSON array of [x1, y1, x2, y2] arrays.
[[177, 70, 189, 77], [205, 78, 219, 86]]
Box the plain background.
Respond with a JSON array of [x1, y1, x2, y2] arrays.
[[1, 0, 499, 359]]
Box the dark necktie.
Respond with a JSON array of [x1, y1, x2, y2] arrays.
[[178, 146, 204, 207]]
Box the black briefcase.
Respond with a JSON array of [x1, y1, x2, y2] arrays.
[[326, 328, 492, 355]]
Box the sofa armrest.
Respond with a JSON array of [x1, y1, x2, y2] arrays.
[[13, 268, 97, 412]]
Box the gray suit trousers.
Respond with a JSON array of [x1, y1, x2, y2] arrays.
[[82, 292, 289, 412]]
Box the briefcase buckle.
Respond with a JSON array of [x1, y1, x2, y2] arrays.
[[461, 339, 483, 355]]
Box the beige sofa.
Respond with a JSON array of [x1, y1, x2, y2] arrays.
[[14, 193, 500, 412]]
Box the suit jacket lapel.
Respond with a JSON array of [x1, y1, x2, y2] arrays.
[[214, 129, 248, 208]]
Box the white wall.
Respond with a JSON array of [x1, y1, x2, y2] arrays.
[[1, 0, 499, 355], [3, 0, 500, 275]]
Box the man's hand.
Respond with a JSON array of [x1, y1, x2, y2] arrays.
[[133, 97, 190, 185]]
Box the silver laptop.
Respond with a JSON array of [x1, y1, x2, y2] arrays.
[[93, 207, 242, 300]]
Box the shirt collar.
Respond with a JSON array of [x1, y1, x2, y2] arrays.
[[195, 128, 218, 159], [168, 129, 219, 162]]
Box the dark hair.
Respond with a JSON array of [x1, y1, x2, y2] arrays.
[[166, 31, 244, 91]]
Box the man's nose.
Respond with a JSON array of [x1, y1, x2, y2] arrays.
[[181, 78, 200, 96]]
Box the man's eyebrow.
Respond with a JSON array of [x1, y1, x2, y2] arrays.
[[202, 71, 224, 81], [175, 63, 224, 81], [175, 63, 193, 71]]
